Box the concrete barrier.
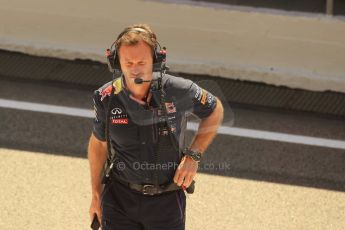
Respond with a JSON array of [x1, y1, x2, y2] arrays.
[[0, 0, 345, 92]]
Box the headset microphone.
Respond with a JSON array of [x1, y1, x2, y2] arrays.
[[134, 78, 154, 84]]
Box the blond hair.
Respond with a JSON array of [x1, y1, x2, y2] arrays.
[[115, 24, 157, 54]]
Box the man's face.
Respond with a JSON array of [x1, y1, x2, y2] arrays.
[[118, 40, 153, 85]]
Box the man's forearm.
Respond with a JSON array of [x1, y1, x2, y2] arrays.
[[88, 134, 108, 197], [189, 98, 224, 154]]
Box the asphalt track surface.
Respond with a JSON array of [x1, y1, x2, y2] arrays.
[[0, 78, 344, 229]]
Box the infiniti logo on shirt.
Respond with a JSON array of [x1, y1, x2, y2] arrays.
[[111, 108, 122, 115]]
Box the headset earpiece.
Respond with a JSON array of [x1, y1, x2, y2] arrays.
[[105, 48, 115, 72], [152, 46, 167, 72], [106, 46, 122, 76]]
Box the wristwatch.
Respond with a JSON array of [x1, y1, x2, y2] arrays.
[[183, 148, 202, 162]]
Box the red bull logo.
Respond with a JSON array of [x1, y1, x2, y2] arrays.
[[99, 85, 113, 101]]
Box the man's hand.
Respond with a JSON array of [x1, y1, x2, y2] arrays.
[[89, 193, 102, 227], [88, 134, 108, 228], [173, 156, 198, 188]]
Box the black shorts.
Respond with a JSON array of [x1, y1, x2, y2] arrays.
[[101, 180, 186, 230]]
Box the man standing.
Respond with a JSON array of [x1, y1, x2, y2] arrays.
[[88, 24, 223, 230]]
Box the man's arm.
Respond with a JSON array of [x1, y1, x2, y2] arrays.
[[189, 98, 224, 153], [174, 98, 224, 187], [88, 133, 108, 224]]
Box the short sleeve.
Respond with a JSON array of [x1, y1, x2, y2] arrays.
[[92, 90, 106, 141], [165, 75, 217, 119], [188, 83, 217, 119]]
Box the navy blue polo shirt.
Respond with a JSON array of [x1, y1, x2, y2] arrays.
[[92, 73, 217, 185]]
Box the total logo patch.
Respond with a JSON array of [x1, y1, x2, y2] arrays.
[[110, 107, 128, 125], [111, 118, 128, 124]]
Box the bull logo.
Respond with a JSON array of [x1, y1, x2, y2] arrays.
[[99, 85, 113, 101]]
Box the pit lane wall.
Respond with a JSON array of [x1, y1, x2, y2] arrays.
[[0, 0, 345, 93]]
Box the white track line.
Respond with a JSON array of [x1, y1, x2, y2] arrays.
[[187, 123, 345, 150], [1, 98, 345, 150], [0, 98, 92, 118]]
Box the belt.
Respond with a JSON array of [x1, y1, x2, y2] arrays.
[[114, 177, 182, 195]]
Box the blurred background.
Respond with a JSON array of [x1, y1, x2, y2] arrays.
[[0, 1, 344, 229]]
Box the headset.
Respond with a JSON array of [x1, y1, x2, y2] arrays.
[[105, 27, 168, 74]]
